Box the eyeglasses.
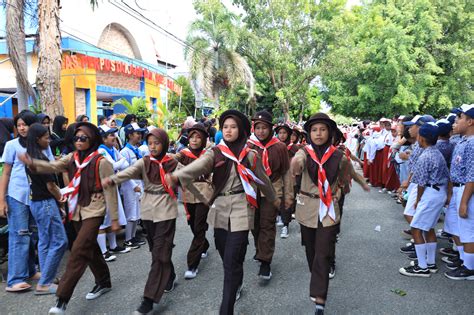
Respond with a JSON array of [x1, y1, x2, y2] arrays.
[[73, 135, 90, 142]]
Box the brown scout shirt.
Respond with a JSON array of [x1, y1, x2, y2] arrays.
[[110, 158, 178, 223], [173, 150, 276, 232], [291, 148, 354, 228], [32, 153, 118, 222], [174, 151, 214, 204]]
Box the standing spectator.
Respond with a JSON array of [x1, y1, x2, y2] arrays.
[[76, 115, 89, 123], [50, 116, 69, 157], [0, 110, 54, 292], [118, 114, 137, 146], [26, 123, 68, 294]]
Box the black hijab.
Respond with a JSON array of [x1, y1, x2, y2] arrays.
[[0, 118, 14, 157], [74, 122, 102, 162], [52, 115, 68, 139]]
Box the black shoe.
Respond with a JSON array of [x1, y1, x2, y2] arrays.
[[124, 239, 141, 249], [400, 243, 415, 254], [258, 262, 272, 280], [135, 297, 154, 314], [315, 305, 325, 315], [85, 283, 111, 300], [133, 237, 147, 246], [446, 259, 464, 270], [409, 260, 438, 273], [48, 298, 68, 314], [399, 265, 431, 278], [407, 252, 417, 260], [253, 254, 259, 263], [164, 273, 176, 293], [109, 245, 131, 254], [103, 251, 117, 262], [439, 247, 458, 257], [444, 266, 474, 280], [438, 231, 451, 239], [441, 255, 460, 264]]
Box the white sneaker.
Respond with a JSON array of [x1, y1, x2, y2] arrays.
[[48, 306, 65, 315], [280, 226, 289, 238], [201, 251, 208, 259], [276, 216, 284, 227], [85, 284, 111, 300], [103, 251, 116, 262], [184, 269, 198, 280]]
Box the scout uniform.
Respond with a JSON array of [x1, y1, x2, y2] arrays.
[[29, 123, 119, 314], [174, 123, 213, 279], [248, 111, 293, 280], [109, 128, 179, 313], [291, 113, 352, 314], [172, 110, 276, 315]]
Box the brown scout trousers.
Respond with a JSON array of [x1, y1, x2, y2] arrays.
[[186, 203, 210, 269], [142, 219, 176, 303], [300, 221, 339, 300], [251, 197, 277, 264], [56, 217, 110, 302]]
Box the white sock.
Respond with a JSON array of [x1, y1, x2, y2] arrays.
[[464, 252, 474, 270], [125, 222, 134, 242], [107, 232, 118, 249], [97, 233, 107, 254], [458, 245, 465, 261], [426, 242, 437, 265], [132, 221, 138, 238], [415, 244, 428, 269]]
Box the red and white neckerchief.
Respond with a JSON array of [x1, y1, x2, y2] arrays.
[[180, 148, 206, 160], [217, 142, 264, 208], [247, 134, 280, 176], [150, 155, 176, 200], [60, 151, 99, 220], [304, 145, 338, 223]]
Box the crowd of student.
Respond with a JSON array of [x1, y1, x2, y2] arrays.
[[343, 105, 474, 280], [0, 104, 472, 315]]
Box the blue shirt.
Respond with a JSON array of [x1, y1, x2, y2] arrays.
[[449, 134, 462, 146], [411, 146, 449, 186], [408, 142, 424, 173], [450, 135, 474, 184], [2, 138, 54, 205], [435, 139, 455, 167]]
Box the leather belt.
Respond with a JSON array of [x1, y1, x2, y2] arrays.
[[300, 191, 320, 199], [144, 189, 165, 195], [218, 189, 245, 197], [452, 182, 464, 187], [426, 184, 441, 191]]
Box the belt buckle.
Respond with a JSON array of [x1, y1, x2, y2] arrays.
[[223, 191, 231, 196]]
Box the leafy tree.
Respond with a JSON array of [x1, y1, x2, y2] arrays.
[[168, 75, 196, 117], [185, 0, 255, 108], [112, 97, 151, 121]]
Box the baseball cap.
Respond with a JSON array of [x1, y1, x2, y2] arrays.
[[403, 114, 436, 126], [124, 123, 146, 136], [419, 122, 439, 141], [98, 124, 118, 137], [435, 119, 452, 135], [452, 104, 474, 119]]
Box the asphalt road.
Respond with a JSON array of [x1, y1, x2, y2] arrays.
[[1, 183, 473, 314]]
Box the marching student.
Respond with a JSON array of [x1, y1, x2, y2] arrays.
[[102, 128, 179, 314], [173, 123, 213, 279], [281, 124, 304, 238], [19, 122, 120, 314], [445, 104, 474, 280], [166, 110, 277, 315], [274, 122, 293, 227], [399, 123, 449, 277], [25, 123, 68, 295], [97, 125, 130, 260], [120, 123, 147, 249], [248, 111, 293, 280], [290, 113, 358, 315]]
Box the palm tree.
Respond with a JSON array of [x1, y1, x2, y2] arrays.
[[36, 0, 63, 117], [185, 0, 254, 109], [112, 97, 152, 121], [5, 0, 36, 111]]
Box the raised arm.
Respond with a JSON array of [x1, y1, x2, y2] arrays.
[[109, 158, 144, 186], [173, 150, 214, 187]]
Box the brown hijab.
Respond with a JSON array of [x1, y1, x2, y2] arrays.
[[304, 116, 342, 185], [143, 128, 178, 185]]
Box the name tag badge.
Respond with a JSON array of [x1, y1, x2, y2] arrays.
[[211, 204, 216, 209], [296, 196, 304, 206]]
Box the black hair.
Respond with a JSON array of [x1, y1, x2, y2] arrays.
[[52, 115, 68, 138], [402, 116, 413, 140], [63, 123, 78, 154], [76, 115, 89, 123], [98, 115, 106, 125], [121, 114, 137, 128], [0, 118, 14, 157], [26, 123, 49, 160], [138, 119, 148, 128], [14, 110, 38, 147]]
